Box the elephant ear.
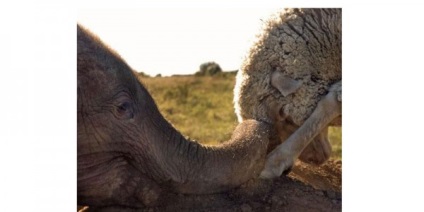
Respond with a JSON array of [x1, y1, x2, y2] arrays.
[[271, 71, 302, 97]]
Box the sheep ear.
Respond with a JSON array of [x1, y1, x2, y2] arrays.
[[271, 71, 302, 97]]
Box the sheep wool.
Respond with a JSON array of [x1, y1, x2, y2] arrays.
[[234, 8, 341, 126]]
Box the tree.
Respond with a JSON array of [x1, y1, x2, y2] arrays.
[[195, 61, 223, 76]]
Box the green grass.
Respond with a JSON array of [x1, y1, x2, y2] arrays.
[[141, 74, 341, 159], [328, 127, 342, 160]]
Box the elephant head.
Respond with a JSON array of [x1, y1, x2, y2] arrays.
[[77, 25, 271, 207]]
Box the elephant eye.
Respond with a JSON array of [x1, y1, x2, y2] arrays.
[[117, 102, 129, 112], [116, 101, 134, 119], [114, 93, 134, 120]]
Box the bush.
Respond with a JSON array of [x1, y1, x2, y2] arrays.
[[195, 61, 222, 76], [138, 71, 151, 78]]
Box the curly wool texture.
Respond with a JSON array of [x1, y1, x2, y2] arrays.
[[234, 8, 341, 125]]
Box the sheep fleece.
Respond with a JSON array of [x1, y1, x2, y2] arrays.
[[234, 8, 341, 125]]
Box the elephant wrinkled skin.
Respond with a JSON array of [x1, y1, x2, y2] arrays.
[[77, 25, 271, 207]]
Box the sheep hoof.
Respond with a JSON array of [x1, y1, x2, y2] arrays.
[[259, 144, 294, 179], [282, 166, 293, 175]]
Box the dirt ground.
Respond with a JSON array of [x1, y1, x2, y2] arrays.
[[79, 159, 341, 212]]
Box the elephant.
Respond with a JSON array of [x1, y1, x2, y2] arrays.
[[77, 24, 272, 208]]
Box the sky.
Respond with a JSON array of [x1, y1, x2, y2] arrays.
[[78, 6, 282, 76]]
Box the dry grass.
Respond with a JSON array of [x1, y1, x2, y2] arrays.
[[141, 74, 341, 159]]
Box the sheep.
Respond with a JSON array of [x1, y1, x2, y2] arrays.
[[233, 8, 342, 178]]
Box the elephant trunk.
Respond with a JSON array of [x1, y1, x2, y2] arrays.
[[170, 120, 270, 194], [135, 107, 271, 194]]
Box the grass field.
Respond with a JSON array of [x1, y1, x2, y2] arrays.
[[141, 74, 341, 160]]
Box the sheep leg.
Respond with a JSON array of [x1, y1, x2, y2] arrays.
[[260, 81, 341, 179], [298, 126, 332, 165], [271, 120, 332, 166]]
